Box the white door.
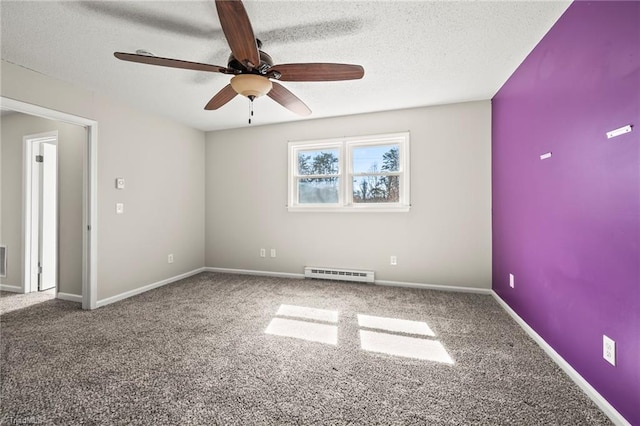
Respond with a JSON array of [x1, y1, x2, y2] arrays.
[[38, 142, 57, 291]]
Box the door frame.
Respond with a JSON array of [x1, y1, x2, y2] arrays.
[[2, 96, 98, 310], [23, 132, 58, 293]]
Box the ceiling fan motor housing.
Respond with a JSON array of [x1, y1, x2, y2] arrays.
[[228, 49, 274, 74]]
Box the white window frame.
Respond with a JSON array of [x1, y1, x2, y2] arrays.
[[288, 132, 410, 212]]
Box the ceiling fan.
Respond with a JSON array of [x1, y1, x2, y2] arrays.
[[114, 0, 365, 120]]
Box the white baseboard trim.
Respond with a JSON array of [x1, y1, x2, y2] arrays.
[[0, 284, 22, 293], [204, 267, 492, 294], [57, 292, 82, 303], [96, 267, 206, 308], [205, 267, 305, 280], [376, 279, 491, 294], [491, 291, 630, 426]]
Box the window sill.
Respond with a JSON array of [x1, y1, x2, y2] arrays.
[[287, 205, 411, 213]]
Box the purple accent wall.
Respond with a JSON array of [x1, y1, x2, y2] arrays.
[[492, 1, 639, 424]]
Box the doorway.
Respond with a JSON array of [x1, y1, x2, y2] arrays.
[[23, 131, 58, 294], [1, 96, 98, 310]]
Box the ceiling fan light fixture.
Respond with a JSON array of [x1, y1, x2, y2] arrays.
[[230, 74, 273, 99]]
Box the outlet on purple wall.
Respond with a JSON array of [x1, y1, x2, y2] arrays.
[[492, 1, 639, 424]]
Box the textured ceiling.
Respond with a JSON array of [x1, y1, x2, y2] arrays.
[[1, 1, 571, 131]]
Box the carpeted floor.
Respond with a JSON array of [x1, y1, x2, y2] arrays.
[[1, 272, 611, 425], [0, 289, 55, 315]]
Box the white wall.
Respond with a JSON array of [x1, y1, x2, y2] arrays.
[[0, 113, 85, 295], [205, 101, 492, 289], [1, 60, 205, 302]]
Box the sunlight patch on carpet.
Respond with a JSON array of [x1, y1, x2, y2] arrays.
[[276, 304, 338, 323], [357, 314, 435, 336], [265, 318, 338, 345], [359, 330, 454, 363]]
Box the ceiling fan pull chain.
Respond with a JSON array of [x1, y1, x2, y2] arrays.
[[248, 97, 255, 124]]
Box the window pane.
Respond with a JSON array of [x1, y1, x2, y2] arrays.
[[297, 149, 339, 175], [298, 178, 339, 203], [352, 144, 399, 174], [353, 175, 399, 203]]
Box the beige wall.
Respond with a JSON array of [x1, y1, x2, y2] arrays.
[[205, 101, 492, 289], [2, 57, 490, 300], [1, 60, 205, 302], [0, 113, 85, 295]]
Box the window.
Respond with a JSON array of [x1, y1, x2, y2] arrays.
[[288, 132, 410, 212]]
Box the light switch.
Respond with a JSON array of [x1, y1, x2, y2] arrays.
[[116, 203, 124, 214], [116, 178, 125, 189]]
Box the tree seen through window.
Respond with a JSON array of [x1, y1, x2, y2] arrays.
[[288, 132, 410, 211], [352, 145, 400, 203], [297, 149, 339, 203]]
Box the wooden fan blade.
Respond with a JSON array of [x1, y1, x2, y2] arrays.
[[215, 0, 260, 69], [267, 82, 311, 116], [114, 52, 232, 74], [205, 85, 238, 110], [270, 63, 365, 81]]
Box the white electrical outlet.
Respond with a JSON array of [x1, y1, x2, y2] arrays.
[[270, 249, 276, 258], [168, 254, 174, 264], [390, 256, 397, 266], [603, 335, 616, 366], [115, 178, 125, 189], [509, 273, 515, 288], [116, 203, 124, 214], [260, 248, 266, 258]]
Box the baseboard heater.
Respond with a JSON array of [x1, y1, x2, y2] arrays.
[[304, 266, 375, 283]]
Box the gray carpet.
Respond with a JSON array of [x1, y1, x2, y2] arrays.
[[1, 272, 611, 425], [0, 289, 55, 315]]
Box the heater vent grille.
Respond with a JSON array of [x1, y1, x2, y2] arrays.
[[304, 266, 374, 283], [0, 245, 6, 277]]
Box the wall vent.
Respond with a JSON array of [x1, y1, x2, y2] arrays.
[[0, 245, 6, 277], [304, 266, 374, 283]]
